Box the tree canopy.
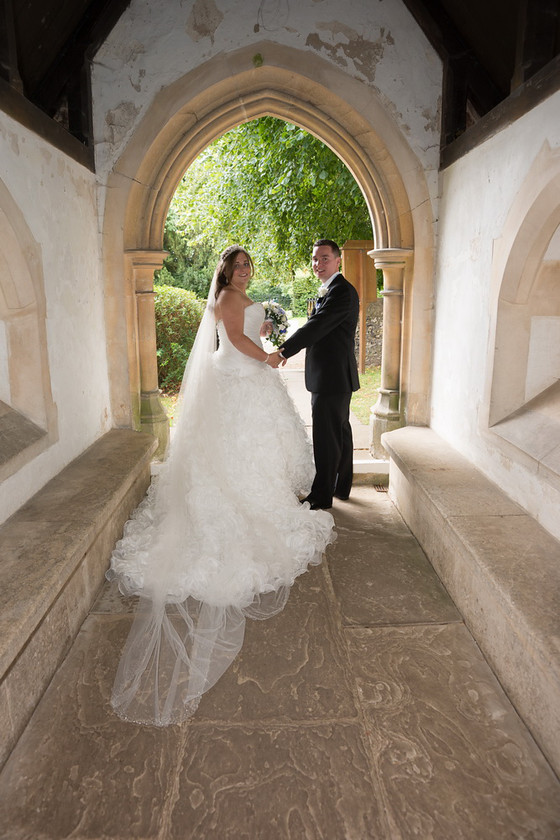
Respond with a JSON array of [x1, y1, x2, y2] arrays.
[[158, 117, 373, 305]]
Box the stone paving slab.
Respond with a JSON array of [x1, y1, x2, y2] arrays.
[[328, 488, 461, 627], [345, 622, 560, 840], [168, 722, 385, 840], [1, 488, 559, 839], [194, 565, 358, 723], [0, 614, 185, 840]]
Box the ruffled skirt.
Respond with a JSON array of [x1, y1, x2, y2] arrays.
[[106, 361, 335, 724]]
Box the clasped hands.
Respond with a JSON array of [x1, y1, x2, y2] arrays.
[[266, 351, 286, 369]]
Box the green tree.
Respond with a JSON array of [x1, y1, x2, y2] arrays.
[[155, 208, 218, 298], [162, 117, 373, 299]]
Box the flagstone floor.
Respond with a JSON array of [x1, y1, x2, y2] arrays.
[[1, 482, 559, 839], [1, 365, 559, 839]]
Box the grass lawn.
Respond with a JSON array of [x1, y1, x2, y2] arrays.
[[351, 366, 381, 424], [161, 364, 381, 427], [161, 392, 179, 426]]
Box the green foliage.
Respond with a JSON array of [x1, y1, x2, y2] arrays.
[[247, 275, 292, 309], [154, 285, 206, 391], [291, 270, 320, 317], [351, 366, 382, 423], [155, 265, 176, 287], [155, 208, 218, 298], [164, 117, 373, 295]]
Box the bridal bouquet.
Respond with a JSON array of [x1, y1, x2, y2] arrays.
[[262, 301, 289, 347]]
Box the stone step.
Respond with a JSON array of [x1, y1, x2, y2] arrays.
[[0, 429, 156, 769], [382, 425, 560, 777]]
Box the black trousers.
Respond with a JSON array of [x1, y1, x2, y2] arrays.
[[309, 391, 353, 506]]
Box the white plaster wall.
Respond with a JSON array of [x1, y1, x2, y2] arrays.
[[0, 319, 9, 405], [431, 90, 560, 540], [91, 0, 441, 193], [0, 112, 112, 525]]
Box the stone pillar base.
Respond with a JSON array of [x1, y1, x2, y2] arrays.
[[140, 390, 169, 459], [369, 388, 403, 458], [370, 413, 404, 458]]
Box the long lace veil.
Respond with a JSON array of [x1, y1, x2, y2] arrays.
[[109, 271, 250, 725]]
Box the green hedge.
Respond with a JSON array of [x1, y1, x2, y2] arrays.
[[155, 285, 206, 391], [292, 273, 319, 317]]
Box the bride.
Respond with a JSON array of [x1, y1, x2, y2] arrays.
[[106, 245, 335, 725]]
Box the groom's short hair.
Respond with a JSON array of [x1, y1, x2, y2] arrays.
[[313, 238, 341, 258]]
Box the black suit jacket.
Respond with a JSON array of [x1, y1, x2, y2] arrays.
[[281, 273, 360, 394]]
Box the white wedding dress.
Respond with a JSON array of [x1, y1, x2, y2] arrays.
[[107, 301, 335, 725]]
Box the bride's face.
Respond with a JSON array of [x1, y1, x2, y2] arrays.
[[230, 254, 252, 289]]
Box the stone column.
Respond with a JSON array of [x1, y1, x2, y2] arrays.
[[127, 250, 169, 458], [367, 248, 413, 457]]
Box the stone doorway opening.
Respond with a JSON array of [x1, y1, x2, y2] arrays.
[[100, 51, 434, 455]]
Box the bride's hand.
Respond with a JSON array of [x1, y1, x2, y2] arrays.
[[266, 351, 282, 369], [260, 320, 273, 337]]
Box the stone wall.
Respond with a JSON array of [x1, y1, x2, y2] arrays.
[[92, 0, 440, 432], [355, 299, 383, 367], [0, 111, 112, 526], [431, 89, 560, 541], [92, 0, 442, 208]]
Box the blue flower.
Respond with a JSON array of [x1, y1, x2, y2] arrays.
[[262, 301, 289, 348]]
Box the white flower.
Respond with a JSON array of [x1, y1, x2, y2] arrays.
[[317, 285, 329, 298], [262, 301, 290, 348]]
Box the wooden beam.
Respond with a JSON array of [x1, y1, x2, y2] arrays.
[[400, 0, 466, 60], [31, 0, 131, 136], [441, 53, 469, 144], [441, 52, 560, 169], [0, 0, 22, 93], [65, 59, 95, 147], [401, 0, 504, 146], [0, 76, 94, 170], [512, 0, 560, 90]]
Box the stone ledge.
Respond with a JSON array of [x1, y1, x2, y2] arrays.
[[0, 429, 157, 768], [382, 425, 560, 778]]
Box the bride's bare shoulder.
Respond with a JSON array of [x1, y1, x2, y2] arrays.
[[215, 287, 249, 319]]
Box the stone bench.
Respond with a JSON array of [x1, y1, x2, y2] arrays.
[[382, 426, 560, 778], [0, 429, 157, 768]]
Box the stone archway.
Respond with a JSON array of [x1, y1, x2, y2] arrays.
[[101, 45, 435, 450], [486, 143, 560, 485], [0, 180, 58, 480]]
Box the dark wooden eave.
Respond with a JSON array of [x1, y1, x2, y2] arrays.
[[0, 0, 131, 167], [402, 0, 560, 161], [0, 0, 559, 169]]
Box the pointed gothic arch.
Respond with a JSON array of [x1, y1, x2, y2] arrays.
[[486, 143, 560, 486], [101, 45, 435, 447], [0, 180, 58, 480]]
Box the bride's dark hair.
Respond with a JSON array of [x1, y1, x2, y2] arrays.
[[214, 245, 254, 298]]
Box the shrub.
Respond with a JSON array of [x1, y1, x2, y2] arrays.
[[291, 271, 319, 317], [155, 285, 206, 391]]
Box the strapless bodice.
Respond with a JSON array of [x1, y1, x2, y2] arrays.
[[215, 301, 265, 374]]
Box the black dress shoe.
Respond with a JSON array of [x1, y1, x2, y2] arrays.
[[334, 492, 350, 501], [300, 495, 332, 510]]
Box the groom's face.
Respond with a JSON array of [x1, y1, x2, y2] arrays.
[[312, 245, 341, 282]]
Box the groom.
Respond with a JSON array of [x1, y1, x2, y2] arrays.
[[279, 239, 360, 510]]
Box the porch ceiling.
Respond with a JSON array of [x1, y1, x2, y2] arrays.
[[1, 0, 559, 158]]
